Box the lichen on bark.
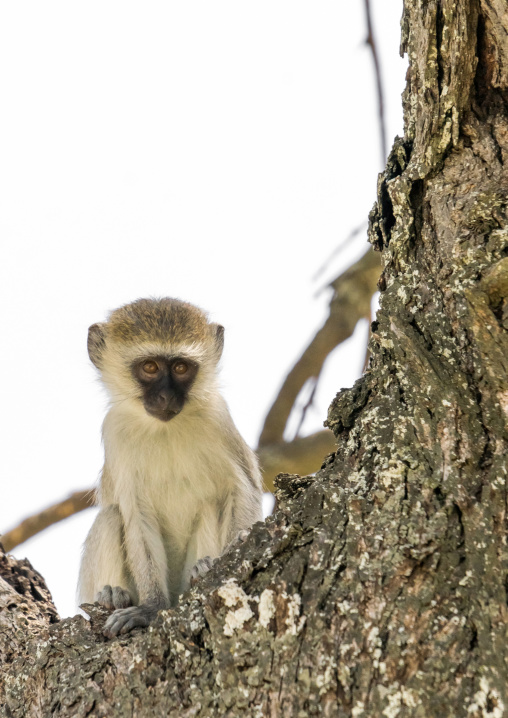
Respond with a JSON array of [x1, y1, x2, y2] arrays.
[[2, 1, 508, 716]]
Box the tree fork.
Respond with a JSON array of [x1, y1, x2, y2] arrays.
[[1, 0, 508, 715]]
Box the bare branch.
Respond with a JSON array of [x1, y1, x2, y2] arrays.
[[1, 490, 96, 552], [258, 248, 381, 448], [364, 0, 387, 163], [291, 377, 318, 441]]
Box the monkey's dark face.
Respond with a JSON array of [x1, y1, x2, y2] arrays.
[[131, 356, 199, 422]]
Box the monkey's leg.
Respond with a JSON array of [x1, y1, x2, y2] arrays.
[[103, 507, 170, 637], [78, 505, 135, 608]]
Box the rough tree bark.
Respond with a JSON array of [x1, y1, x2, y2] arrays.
[[1, 0, 508, 715]]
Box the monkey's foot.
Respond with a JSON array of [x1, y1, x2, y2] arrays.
[[103, 604, 159, 638], [190, 556, 215, 585], [96, 585, 133, 610]]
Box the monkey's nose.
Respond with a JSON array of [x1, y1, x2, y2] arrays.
[[144, 391, 180, 421], [155, 390, 181, 417], [156, 390, 170, 408]]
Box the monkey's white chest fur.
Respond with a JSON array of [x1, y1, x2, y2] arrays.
[[112, 413, 233, 524]]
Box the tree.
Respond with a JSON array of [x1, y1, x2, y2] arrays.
[[1, 0, 508, 714]]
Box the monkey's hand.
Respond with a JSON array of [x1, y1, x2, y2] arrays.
[[96, 585, 133, 610], [190, 555, 215, 585], [103, 603, 160, 638], [225, 529, 250, 553], [189, 533, 251, 587]]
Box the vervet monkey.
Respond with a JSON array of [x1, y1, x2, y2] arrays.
[[78, 298, 263, 637]]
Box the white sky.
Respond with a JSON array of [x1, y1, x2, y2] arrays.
[[0, 1, 407, 618]]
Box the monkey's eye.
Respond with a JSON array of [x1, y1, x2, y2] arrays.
[[142, 360, 160, 375], [172, 361, 189, 376]]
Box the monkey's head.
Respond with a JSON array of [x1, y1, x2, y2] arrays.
[[88, 298, 224, 422]]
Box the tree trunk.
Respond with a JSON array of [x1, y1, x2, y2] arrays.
[[2, 1, 508, 715]]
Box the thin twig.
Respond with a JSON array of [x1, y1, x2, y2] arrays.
[[364, 0, 387, 163], [313, 221, 368, 285], [292, 377, 318, 441]]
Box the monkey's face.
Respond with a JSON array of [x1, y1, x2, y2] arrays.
[[131, 356, 199, 422], [88, 298, 224, 419]]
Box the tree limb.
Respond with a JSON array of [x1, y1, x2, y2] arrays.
[[258, 247, 381, 447], [1, 490, 96, 552]]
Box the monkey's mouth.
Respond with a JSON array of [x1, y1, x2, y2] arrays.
[[144, 405, 181, 422]]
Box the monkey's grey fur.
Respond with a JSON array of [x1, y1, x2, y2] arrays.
[[78, 298, 263, 637]]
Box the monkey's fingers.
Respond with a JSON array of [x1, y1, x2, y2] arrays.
[[96, 585, 133, 610], [96, 585, 114, 609], [235, 529, 250, 544], [111, 586, 132, 608], [190, 556, 215, 585], [224, 529, 250, 555], [103, 605, 157, 638]]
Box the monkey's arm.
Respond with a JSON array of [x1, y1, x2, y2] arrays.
[[103, 499, 170, 638], [227, 436, 264, 540]]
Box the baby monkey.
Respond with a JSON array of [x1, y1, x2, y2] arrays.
[[78, 298, 263, 637]]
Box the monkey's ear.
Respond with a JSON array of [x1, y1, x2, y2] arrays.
[[88, 323, 106, 369], [212, 323, 224, 359]]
